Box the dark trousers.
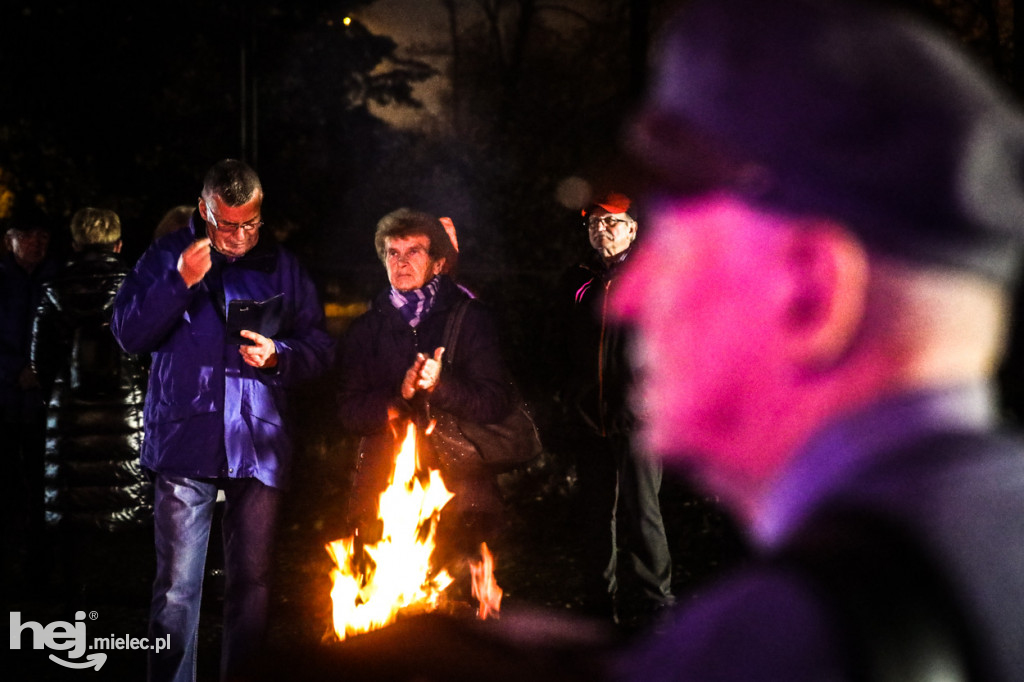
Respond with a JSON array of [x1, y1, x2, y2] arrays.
[[2, 401, 47, 593], [575, 432, 673, 620], [147, 474, 280, 682]]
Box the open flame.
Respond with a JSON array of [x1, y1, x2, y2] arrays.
[[471, 542, 503, 620], [325, 421, 502, 640]]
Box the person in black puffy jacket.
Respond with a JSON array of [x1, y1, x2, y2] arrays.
[[31, 207, 150, 595]]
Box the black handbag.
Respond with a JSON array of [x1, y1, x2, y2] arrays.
[[427, 299, 543, 475]]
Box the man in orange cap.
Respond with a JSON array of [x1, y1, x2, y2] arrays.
[[559, 190, 674, 630]]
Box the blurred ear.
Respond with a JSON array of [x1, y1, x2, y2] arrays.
[[782, 220, 869, 369]]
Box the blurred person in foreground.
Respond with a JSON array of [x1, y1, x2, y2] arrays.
[[31, 207, 151, 599], [604, 0, 1024, 679], [559, 191, 673, 628], [112, 159, 333, 682], [336, 208, 514, 582]]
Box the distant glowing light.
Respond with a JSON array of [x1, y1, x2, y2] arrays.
[[343, 16, 352, 26]]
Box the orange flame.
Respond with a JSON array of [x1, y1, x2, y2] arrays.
[[325, 421, 504, 640], [471, 542, 503, 619], [325, 422, 454, 640]]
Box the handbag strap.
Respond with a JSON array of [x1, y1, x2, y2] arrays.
[[440, 299, 470, 368]]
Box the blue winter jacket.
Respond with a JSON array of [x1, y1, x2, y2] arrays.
[[111, 215, 333, 489]]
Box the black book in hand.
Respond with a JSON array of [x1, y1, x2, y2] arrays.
[[226, 293, 284, 345]]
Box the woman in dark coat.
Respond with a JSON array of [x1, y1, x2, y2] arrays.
[[336, 208, 513, 571]]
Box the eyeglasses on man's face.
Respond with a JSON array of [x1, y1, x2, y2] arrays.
[[208, 215, 263, 233], [587, 215, 629, 230]]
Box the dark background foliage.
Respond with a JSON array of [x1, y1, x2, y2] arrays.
[[1, 0, 1021, 399]]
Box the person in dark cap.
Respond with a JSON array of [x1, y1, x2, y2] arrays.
[[603, 0, 1024, 679], [2, 209, 59, 592], [2, 215, 56, 417], [557, 190, 673, 630]]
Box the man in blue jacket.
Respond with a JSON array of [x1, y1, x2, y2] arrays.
[[112, 159, 333, 682]]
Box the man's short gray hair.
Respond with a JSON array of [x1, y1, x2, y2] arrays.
[[202, 159, 262, 207]]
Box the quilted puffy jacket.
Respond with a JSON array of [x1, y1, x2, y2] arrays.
[[32, 247, 150, 531]]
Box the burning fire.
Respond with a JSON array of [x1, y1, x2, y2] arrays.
[[471, 542, 502, 620], [325, 421, 502, 641]]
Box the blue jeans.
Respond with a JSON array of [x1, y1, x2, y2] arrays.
[[147, 474, 280, 682]]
